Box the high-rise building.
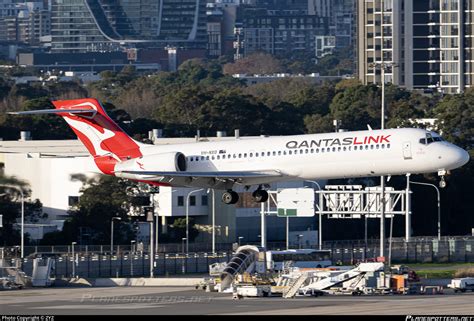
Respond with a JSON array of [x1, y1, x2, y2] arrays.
[[0, 2, 50, 46], [51, 0, 207, 53], [358, 0, 474, 94], [233, 0, 354, 60], [234, 1, 329, 59]]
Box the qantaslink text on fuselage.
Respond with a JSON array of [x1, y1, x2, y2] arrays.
[[286, 135, 392, 149]]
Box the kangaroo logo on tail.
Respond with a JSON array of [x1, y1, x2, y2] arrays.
[[50, 99, 143, 174]]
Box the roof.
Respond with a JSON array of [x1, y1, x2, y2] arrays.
[[0, 136, 266, 156]]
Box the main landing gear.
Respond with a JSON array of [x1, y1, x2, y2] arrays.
[[221, 188, 269, 205], [252, 189, 269, 203], [222, 190, 239, 205]]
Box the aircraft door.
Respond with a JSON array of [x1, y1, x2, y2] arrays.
[[403, 142, 412, 159]]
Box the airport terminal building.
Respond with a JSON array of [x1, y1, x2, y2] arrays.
[[0, 132, 323, 246]]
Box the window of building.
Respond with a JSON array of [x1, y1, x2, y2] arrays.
[[177, 196, 184, 207], [201, 195, 208, 206], [190, 195, 196, 206], [68, 196, 79, 207]]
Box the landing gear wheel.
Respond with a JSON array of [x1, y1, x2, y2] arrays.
[[252, 189, 269, 203], [222, 191, 239, 204], [439, 176, 447, 189]]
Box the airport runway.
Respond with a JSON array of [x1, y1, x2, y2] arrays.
[[1, 287, 473, 315]]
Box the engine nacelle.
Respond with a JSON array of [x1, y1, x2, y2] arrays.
[[115, 152, 187, 177]]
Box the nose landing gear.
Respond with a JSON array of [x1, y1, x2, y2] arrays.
[[439, 176, 447, 189], [438, 170, 447, 189]]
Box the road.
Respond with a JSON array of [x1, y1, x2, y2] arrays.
[[1, 287, 473, 315]]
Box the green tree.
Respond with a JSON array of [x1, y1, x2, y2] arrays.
[[0, 175, 45, 246], [433, 90, 474, 149], [329, 84, 381, 130], [42, 176, 139, 245], [223, 52, 285, 75], [167, 217, 199, 242]]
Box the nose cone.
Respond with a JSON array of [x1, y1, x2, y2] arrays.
[[446, 147, 470, 170]]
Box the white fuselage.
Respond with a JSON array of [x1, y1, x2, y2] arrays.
[[119, 128, 469, 189]]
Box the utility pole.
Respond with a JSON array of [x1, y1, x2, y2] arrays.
[[186, 189, 203, 254], [410, 181, 441, 241], [110, 217, 121, 255], [147, 210, 154, 277]]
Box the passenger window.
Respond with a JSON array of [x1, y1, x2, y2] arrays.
[[239, 154, 242, 158], [278, 151, 282, 156]]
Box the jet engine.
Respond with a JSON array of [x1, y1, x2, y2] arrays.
[[115, 152, 187, 176]]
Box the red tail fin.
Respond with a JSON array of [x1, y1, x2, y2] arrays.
[[51, 98, 142, 174]]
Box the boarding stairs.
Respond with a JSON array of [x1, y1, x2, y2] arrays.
[[300, 262, 384, 294], [219, 246, 260, 292], [32, 258, 54, 287], [283, 272, 309, 298]]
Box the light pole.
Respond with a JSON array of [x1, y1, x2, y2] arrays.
[[186, 189, 204, 254], [71, 241, 77, 278], [370, 3, 399, 257], [208, 189, 216, 255], [181, 237, 187, 255], [410, 181, 441, 241], [238, 236, 244, 246], [1, 185, 25, 258], [110, 217, 121, 255], [130, 240, 136, 277], [305, 180, 322, 250], [369, 61, 398, 259], [297, 234, 303, 249]]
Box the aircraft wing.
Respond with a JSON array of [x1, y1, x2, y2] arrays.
[[115, 170, 284, 180]]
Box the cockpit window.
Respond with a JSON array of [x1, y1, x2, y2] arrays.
[[419, 133, 443, 145]]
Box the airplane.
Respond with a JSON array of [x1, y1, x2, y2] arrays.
[[8, 98, 470, 205]]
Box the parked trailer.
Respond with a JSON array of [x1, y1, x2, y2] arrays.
[[448, 278, 474, 293], [233, 285, 272, 299]]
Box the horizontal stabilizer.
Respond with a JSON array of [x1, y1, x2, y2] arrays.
[[8, 109, 97, 116]]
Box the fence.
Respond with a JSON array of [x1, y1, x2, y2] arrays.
[[5, 252, 233, 279], [1, 237, 473, 279]]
